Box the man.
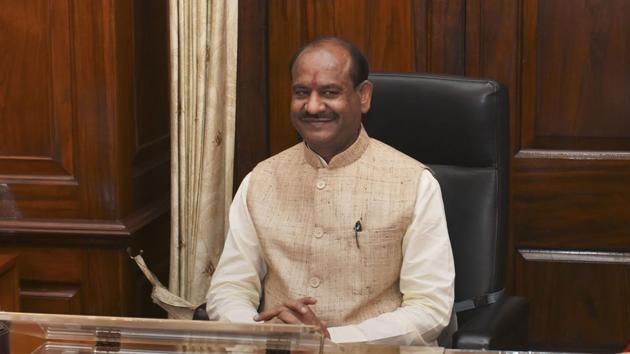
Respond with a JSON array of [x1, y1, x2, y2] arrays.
[[206, 36, 454, 346]]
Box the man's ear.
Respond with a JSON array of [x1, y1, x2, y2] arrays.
[[358, 80, 373, 114]]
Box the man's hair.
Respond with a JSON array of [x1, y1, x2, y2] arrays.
[[288, 36, 369, 88]]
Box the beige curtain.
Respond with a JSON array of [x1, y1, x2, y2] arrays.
[[132, 0, 238, 319]]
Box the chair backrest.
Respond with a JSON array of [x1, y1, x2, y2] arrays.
[[363, 72, 509, 304]]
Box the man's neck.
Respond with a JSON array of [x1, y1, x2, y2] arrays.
[[308, 131, 361, 164]]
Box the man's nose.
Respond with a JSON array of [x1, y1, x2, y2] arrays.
[[304, 92, 325, 114]]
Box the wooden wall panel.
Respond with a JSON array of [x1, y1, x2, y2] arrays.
[[72, 0, 119, 219], [133, 1, 170, 148], [267, 0, 304, 154], [0, 255, 20, 312], [468, 0, 520, 134], [512, 0, 630, 350], [0, 1, 72, 160], [360, 1, 416, 72], [11, 248, 82, 283], [131, 0, 171, 210], [234, 0, 269, 190], [20, 286, 81, 315], [0, 0, 170, 224], [0, 0, 170, 318], [424, 0, 466, 75], [522, 0, 630, 150], [82, 248, 131, 315], [1, 245, 121, 315], [515, 253, 630, 352], [0, 209, 169, 318], [0, 0, 79, 217], [513, 156, 630, 249], [0, 0, 113, 220]]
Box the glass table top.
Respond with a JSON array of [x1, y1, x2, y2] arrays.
[[0, 311, 446, 353]]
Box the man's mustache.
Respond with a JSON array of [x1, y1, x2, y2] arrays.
[[298, 109, 339, 120]]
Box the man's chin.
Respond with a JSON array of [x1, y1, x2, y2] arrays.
[[300, 131, 336, 149]]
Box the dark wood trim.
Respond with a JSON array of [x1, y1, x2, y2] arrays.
[[515, 149, 630, 161], [0, 176, 78, 184], [20, 287, 80, 300], [519, 249, 630, 265], [0, 254, 17, 276], [132, 135, 170, 177], [412, 0, 428, 72], [233, 0, 269, 192], [0, 197, 168, 237], [0, 254, 20, 312], [427, 0, 466, 75], [520, 0, 537, 150]]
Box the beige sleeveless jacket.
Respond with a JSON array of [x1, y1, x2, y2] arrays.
[[247, 128, 426, 326]]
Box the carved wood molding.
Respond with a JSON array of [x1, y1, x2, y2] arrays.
[[515, 149, 630, 160], [20, 287, 79, 300], [0, 198, 168, 238], [519, 249, 630, 265]]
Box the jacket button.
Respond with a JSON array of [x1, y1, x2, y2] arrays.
[[309, 277, 321, 288], [316, 180, 326, 190], [313, 227, 324, 238]]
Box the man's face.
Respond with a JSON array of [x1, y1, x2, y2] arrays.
[[290, 44, 372, 161]]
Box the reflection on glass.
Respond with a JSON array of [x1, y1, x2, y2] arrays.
[[0, 183, 22, 219], [1, 312, 322, 353], [1, 312, 453, 353]]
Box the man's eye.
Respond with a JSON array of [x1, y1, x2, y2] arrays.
[[322, 90, 339, 97], [293, 90, 308, 97]]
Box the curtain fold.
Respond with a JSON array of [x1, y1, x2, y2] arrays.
[[132, 0, 238, 319]]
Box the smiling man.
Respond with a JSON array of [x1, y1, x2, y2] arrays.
[[206, 37, 455, 346], [289, 39, 372, 163]]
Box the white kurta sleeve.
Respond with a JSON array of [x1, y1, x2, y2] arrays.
[[206, 174, 267, 323], [328, 169, 455, 345]]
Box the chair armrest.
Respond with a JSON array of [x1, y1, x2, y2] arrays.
[[453, 296, 529, 350], [193, 302, 210, 321]]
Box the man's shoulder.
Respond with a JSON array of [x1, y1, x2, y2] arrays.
[[253, 142, 304, 173]]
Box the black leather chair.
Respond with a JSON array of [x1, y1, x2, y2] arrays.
[[364, 72, 528, 350]]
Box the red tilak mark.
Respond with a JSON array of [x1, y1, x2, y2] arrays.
[[310, 72, 319, 88]]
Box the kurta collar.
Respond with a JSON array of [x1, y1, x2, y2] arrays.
[[303, 126, 370, 169]]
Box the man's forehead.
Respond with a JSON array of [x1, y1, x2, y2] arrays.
[[292, 44, 352, 79], [292, 77, 342, 88]]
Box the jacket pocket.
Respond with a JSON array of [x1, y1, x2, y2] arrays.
[[353, 227, 404, 295]]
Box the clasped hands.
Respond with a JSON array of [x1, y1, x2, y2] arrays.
[[253, 297, 330, 339]]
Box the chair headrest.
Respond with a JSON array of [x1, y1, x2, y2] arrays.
[[364, 72, 508, 168]]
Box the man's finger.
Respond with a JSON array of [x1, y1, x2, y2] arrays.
[[317, 318, 330, 339], [297, 297, 317, 306], [254, 306, 286, 322], [276, 309, 302, 324], [284, 299, 322, 326], [321, 326, 331, 339], [284, 298, 313, 316]]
